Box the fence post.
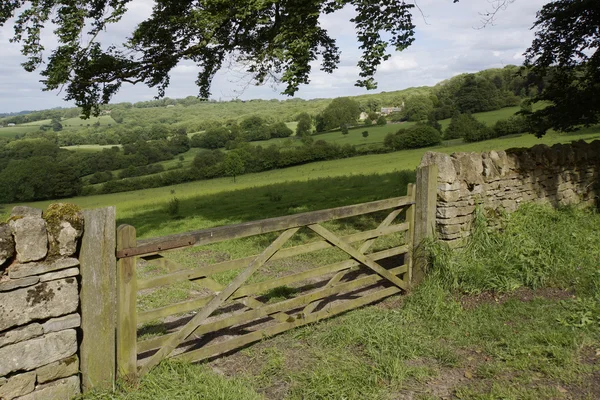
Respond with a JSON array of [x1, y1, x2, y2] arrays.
[[79, 207, 117, 392], [405, 183, 416, 284], [412, 164, 438, 286], [116, 225, 138, 380]]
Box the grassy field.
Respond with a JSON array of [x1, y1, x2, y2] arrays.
[[253, 106, 526, 150], [81, 204, 600, 400], [12, 127, 600, 238], [61, 144, 122, 152], [62, 115, 115, 127], [0, 125, 38, 138]]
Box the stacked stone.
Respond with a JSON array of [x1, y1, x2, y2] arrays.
[[419, 140, 600, 247], [0, 205, 83, 400]]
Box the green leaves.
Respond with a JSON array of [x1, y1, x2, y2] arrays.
[[1, 0, 420, 117]]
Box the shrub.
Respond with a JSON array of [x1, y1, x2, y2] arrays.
[[493, 115, 529, 138], [445, 113, 492, 142], [376, 115, 386, 126], [362, 131, 369, 138], [384, 124, 442, 150]]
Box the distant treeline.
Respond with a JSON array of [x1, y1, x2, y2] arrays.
[[1, 65, 541, 139]]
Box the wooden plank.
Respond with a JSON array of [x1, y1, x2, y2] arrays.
[[79, 207, 117, 391], [232, 245, 407, 298], [413, 165, 438, 285], [138, 264, 408, 354], [303, 207, 404, 315], [137, 245, 408, 324], [138, 228, 299, 375], [309, 224, 409, 291], [405, 183, 416, 285], [138, 297, 211, 324], [116, 225, 138, 379], [138, 223, 408, 291], [119, 196, 414, 258], [171, 285, 401, 364]]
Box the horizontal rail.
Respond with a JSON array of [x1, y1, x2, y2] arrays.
[[137, 245, 407, 324], [137, 264, 407, 354], [169, 286, 402, 364], [118, 196, 413, 258], [138, 222, 409, 291]]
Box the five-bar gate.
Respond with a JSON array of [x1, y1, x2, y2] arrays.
[[113, 165, 437, 379]]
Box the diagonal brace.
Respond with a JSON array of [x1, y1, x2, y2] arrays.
[[139, 227, 299, 375], [308, 224, 408, 291], [303, 207, 405, 315]]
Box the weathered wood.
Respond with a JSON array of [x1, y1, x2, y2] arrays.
[[138, 275, 292, 325], [303, 207, 404, 315], [119, 196, 413, 258], [116, 225, 138, 379], [413, 165, 438, 285], [79, 207, 117, 391], [138, 228, 299, 375], [405, 183, 416, 285], [171, 285, 401, 364], [138, 264, 408, 354], [137, 222, 409, 291], [309, 224, 409, 291], [137, 245, 408, 324]]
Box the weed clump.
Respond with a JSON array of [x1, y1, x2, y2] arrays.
[[426, 203, 600, 296]]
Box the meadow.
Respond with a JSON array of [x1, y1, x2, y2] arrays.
[[9, 125, 600, 238]]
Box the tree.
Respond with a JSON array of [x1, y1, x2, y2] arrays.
[[376, 116, 387, 126], [296, 113, 313, 137], [318, 97, 361, 132], [341, 124, 349, 135], [0, 1, 419, 117], [522, 0, 600, 136], [51, 118, 63, 132], [402, 95, 434, 122], [224, 152, 245, 182], [384, 124, 441, 151], [445, 113, 492, 142], [362, 131, 369, 138], [268, 122, 294, 138]]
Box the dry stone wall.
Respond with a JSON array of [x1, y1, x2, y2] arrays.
[[419, 140, 600, 247], [0, 204, 84, 400]]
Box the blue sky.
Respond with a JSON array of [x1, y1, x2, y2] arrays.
[[0, 0, 550, 113]]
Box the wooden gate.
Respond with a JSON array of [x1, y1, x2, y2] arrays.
[[114, 166, 437, 379]]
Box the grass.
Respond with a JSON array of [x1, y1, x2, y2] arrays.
[[61, 144, 122, 152], [12, 127, 600, 236], [61, 115, 115, 127], [80, 204, 600, 400]]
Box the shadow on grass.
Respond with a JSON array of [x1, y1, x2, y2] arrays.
[[119, 171, 416, 238]]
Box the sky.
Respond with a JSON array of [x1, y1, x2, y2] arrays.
[[0, 0, 550, 113]]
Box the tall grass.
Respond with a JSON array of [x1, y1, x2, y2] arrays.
[[427, 203, 600, 296]]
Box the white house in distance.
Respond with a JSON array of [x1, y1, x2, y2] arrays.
[[359, 112, 369, 121], [7, 123, 16, 127], [380, 107, 402, 115]]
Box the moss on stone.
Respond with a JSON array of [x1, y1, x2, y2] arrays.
[[43, 204, 84, 257], [43, 203, 83, 231]]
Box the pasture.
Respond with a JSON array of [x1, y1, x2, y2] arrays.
[[61, 144, 122, 152], [9, 127, 600, 238]]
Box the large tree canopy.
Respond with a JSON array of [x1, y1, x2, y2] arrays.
[[0, 0, 417, 117], [523, 0, 600, 136]]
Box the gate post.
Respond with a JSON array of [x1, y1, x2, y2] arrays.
[[116, 225, 138, 380], [80, 207, 117, 391], [412, 164, 438, 286]]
